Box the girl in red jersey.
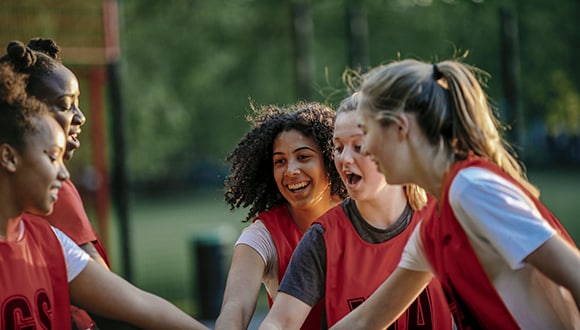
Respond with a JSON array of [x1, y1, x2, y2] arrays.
[[331, 59, 580, 330], [0, 61, 208, 330], [1, 38, 110, 329], [259, 94, 452, 329], [215, 102, 347, 330]]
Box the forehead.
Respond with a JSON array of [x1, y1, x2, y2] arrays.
[[38, 65, 79, 98], [334, 111, 362, 137], [273, 129, 319, 153], [27, 115, 66, 148]]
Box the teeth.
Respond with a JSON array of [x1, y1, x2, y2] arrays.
[[288, 182, 308, 190]]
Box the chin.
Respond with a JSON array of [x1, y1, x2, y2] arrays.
[[64, 150, 75, 161]]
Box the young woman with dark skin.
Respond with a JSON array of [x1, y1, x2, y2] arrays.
[[1, 38, 115, 329], [0, 62, 209, 330], [215, 102, 347, 330]]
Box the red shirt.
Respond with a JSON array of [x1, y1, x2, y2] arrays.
[[259, 204, 325, 330], [0, 217, 71, 329], [421, 156, 575, 329], [24, 179, 110, 266], [320, 199, 452, 329]]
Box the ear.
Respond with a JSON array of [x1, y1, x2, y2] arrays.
[[0, 144, 18, 173], [397, 113, 410, 140]]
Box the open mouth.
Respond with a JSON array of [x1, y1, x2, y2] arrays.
[[287, 181, 310, 192], [346, 173, 362, 185]]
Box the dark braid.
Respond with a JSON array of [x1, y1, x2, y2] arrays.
[[4, 41, 37, 71], [225, 101, 347, 222], [27, 37, 61, 60], [0, 39, 62, 97]]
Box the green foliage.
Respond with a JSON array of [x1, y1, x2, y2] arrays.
[[118, 0, 579, 184], [545, 70, 580, 136]]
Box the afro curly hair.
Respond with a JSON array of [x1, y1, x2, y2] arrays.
[[225, 101, 347, 221]]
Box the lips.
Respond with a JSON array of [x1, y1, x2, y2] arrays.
[[67, 129, 81, 150], [287, 181, 309, 192], [346, 173, 362, 185], [49, 186, 61, 202]]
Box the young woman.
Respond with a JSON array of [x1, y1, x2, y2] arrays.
[[258, 94, 452, 329], [0, 62, 208, 330], [331, 59, 580, 330], [1, 38, 111, 329], [215, 102, 347, 330]]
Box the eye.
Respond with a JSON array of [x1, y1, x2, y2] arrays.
[[354, 145, 362, 153], [297, 154, 312, 161], [273, 158, 286, 166], [57, 97, 78, 112], [334, 145, 343, 153]]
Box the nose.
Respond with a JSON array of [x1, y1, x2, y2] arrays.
[[71, 104, 86, 127], [285, 159, 301, 176], [339, 147, 355, 164], [57, 161, 70, 181]]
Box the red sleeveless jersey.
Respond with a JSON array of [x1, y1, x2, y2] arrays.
[[319, 199, 452, 329], [258, 204, 325, 330], [0, 217, 72, 329], [420, 156, 575, 329], [23, 179, 110, 267]]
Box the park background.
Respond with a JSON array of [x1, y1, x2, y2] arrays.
[[1, 0, 579, 327]]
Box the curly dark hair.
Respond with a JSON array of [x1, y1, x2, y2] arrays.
[[0, 62, 50, 151], [225, 101, 347, 221], [0, 38, 62, 98]]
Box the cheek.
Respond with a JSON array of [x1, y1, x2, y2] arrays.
[[365, 133, 379, 156], [51, 112, 72, 131]]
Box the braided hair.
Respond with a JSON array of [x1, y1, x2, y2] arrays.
[[0, 38, 63, 98]]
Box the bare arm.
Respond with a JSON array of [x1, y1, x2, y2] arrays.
[[79, 242, 109, 270], [214, 244, 266, 330], [259, 292, 311, 330], [69, 260, 208, 330], [524, 234, 580, 311], [331, 267, 432, 330]]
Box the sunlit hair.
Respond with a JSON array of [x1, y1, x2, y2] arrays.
[[0, 38, 62, 98], [225, 101, 347, 222], [359, 59, 538, 197], [0, 62, 50, 151], [338, 93, 428, 210]]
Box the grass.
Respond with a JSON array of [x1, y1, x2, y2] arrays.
[[103, 168, 579, 320]]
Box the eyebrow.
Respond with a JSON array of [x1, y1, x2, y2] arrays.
[[273, 146, 317, 156]]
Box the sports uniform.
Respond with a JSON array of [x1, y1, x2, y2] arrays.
[[399, 156, 580, 329], [23, 179, 109, 329], [279, 198, 452, 329], [0, 217, 89, 329], [236, 203, 324, 329]]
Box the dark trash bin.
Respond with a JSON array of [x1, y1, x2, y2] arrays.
[[192, 235, 226, 320]]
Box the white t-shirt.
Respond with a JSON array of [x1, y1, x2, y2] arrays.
[[235, 220, 280, 300], [399, 167, 580, 329], [52, 227, 91, 282]]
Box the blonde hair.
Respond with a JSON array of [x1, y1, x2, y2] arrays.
[[359, 59, 539, 197], [338, 92, 428, 210]]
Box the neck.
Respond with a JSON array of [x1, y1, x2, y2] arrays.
[[0, 216, 23, 241], [289, 195, 340, 233], [409, 138, 454, 200], [356, 186, 407, 230]]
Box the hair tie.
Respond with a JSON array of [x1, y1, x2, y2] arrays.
[[432, 63, 443, 81]]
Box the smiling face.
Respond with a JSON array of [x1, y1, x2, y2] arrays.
[[272, 129, 332, 210], [333, 111, 386, 201], [13, 115, 69, 215], [34, 65, 85, 161]]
